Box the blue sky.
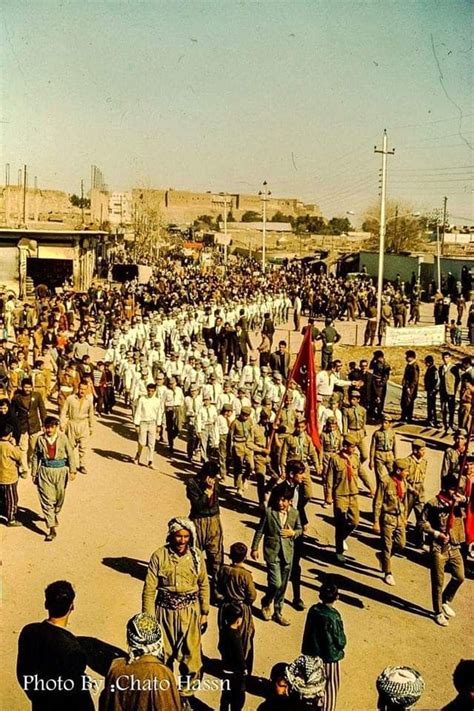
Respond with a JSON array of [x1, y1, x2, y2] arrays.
[[1, 0, 472, 223]]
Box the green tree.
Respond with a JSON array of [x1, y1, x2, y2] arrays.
[[70, 194, 91, 208], [227, 211, 236, 222], [362, 200, 427, 253], [295, 214, 325, 233], [241, 210, 261, 222], [327, 216, 352, 235]]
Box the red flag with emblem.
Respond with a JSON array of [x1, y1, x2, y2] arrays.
[[289, 326, 321, 449]]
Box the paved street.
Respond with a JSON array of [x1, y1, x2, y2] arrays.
[[2, 316, 472, 710]]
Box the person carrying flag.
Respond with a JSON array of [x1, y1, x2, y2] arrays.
[[421, 474, 467, 626]]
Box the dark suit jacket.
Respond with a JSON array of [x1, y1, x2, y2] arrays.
[[11, 392, 47, 435], [237, 330, 253, 358], [209, 326, 225, 354], [269, 479, 311, 526], [251, 507, 302, 564], [269, 351, 291, 380]]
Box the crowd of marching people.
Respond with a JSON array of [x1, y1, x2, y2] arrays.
[[0, 252, 473, 711]]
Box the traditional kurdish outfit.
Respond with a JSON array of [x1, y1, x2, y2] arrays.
[[142, 518, 210, 698]]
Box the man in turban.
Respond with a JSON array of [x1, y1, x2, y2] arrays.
[[99, 613, 181, 711], [376, 666, 425, 710], [142, 517, 210, 710]]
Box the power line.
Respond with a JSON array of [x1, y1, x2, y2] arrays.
[[391, 165, 473, 173], [395, 176, 474, 185], [387, 112, 474, 130]]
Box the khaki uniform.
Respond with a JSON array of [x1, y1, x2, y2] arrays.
[[421, 496, 466, 615], [327, 451, 373, 554], [229, 418, 255, 489], [320, 429, 342, 503], [343, 405, 369, 461], [374, 476, 407, 574], [440, 447, 466, 490], [370, 428, 397, 483], [60, 394, 95, 471], [142, 545, 210, 696], [406, 453, 427, 543], [280, 432, 320, 473], [279, 407, 297, 435], [251, 422, 270, 505]]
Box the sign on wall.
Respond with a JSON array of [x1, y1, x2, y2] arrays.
[[386, 325, 445, 346]]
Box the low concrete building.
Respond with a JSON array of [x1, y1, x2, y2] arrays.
[[357, 250, 474, 292], [0, 228, 109, 296]]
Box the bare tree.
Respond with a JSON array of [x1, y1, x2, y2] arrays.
[[132, 190, 166, 261], [362, 200, 427, 253]]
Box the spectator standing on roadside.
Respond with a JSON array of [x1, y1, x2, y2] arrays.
[[301, 579, 346, 711]]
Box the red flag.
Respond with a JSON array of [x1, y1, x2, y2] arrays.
[[290, 326, 321, 449], [465, 473, 474, 545]]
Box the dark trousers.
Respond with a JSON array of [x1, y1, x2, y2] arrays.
[[321, 349, 333, 370], [400, 388, 416, 422], [441, 395, 456, 430], [165, 408, 179, 451], [194, 515, 224, 596], [430, 545, 465, 615], [220, 672, 245, 711], [406, 490, 425, 545], [290, 532, 304, 601], [426, 390, 438, 425]]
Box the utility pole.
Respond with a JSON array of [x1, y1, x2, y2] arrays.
[[441, 196, 448, 255], [22, 164, 27, 225], [81, 179, 85, 225], [436, 222, 442, 292], [5, 163, 10, 186], [222, 194, 229, 266], [374, 130, 395, 332], [258, 181, 271, 273]]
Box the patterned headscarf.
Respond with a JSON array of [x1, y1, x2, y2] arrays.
[[376, 666, 425, 707], [166, 517, 201, 574], [126, 613, 164, 663], [285, 655, 326, 700]]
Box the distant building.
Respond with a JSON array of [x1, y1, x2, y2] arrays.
[[108, 191, 133, 225]]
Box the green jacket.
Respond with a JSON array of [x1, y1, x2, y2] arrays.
[[301, 603, 346, 663], [251, 507, 301, 564], [186, 476, 220, 518]]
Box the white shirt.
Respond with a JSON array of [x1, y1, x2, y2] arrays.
[[196, 404, 218, 433], [164, 387, 185, 408], [134, 395, 161, 425]]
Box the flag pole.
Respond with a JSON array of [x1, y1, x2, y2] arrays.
[[455, 416, 473, 494], [269, 327, 313, 447]]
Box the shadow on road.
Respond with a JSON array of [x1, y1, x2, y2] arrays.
[[93, 448, 135, 463], [102, 556, 148, 580], [307, 566, 432, 618], [16, 506, 45, 536]]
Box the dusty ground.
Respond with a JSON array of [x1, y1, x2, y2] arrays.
[[1, 310, 472, 711]]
